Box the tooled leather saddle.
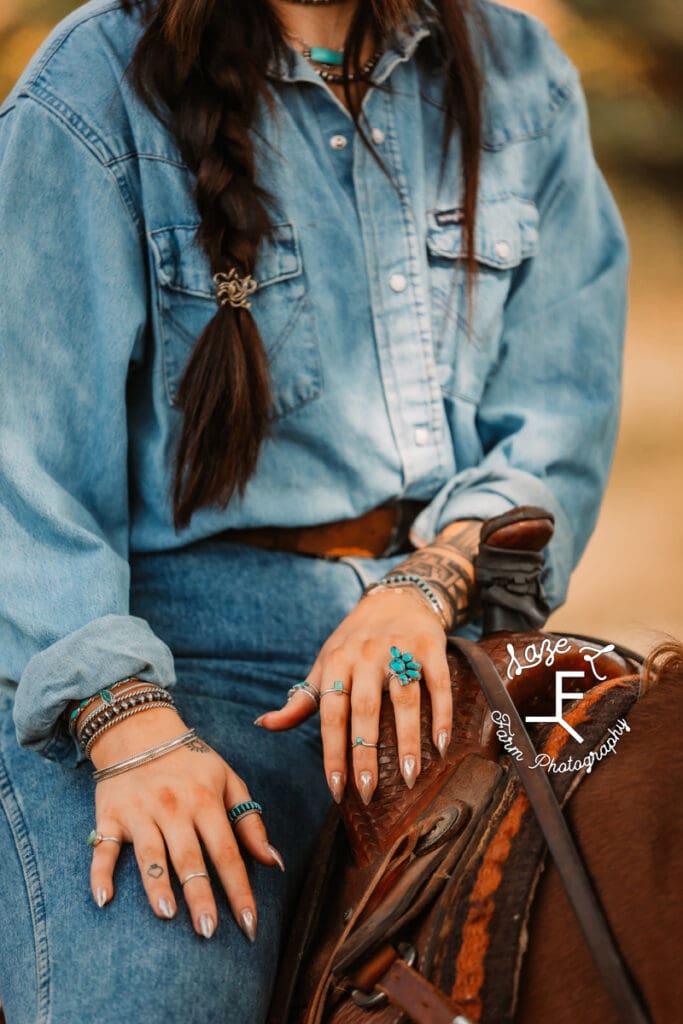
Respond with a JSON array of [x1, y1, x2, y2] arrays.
[[266, 507, 652, 1024]]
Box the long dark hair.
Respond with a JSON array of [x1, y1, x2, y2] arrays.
[[119, 0, 483, 530]]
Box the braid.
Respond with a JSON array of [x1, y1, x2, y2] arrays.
[[121, 0, 482, 531]]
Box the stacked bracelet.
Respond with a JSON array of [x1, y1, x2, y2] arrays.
[[83, 698, 177, 759], [363, 572, 455, 631], [92, 728, 198, 782], [77, 687, 176, 753], [67, 677, 139, 738]]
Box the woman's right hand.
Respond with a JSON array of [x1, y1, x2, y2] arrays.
[[87, 706, 284, 940]]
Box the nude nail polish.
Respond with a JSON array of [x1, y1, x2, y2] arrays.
[[96, 886, 108, 908], [253, 715, 266, 727], [401, 755, 417, 789], [240, 908, 257, 943], [329, 771, 345, 804], [199, 912, 215, 939], [158, 897, 175, 919], [358, 770, 374, 806], [264, 842, 286, 872], [437, 730, 450, 759]]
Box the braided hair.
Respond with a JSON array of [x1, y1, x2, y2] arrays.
[[120, 0, 482, 530]]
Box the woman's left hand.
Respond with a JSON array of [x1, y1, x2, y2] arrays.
[[253, 588, 453, 806]]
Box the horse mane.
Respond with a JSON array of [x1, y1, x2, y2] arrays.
[[641, 635, 683, 696]]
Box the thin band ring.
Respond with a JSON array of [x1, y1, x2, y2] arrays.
[[320, 680, 351, 697], [87, 829, 123, 847], [350, 736, 379, 749], [181, 871, 210, 887]]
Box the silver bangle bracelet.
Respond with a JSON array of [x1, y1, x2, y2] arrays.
[[76, 684, 170, 738], [363, 573, 453, 630], [83, 701, 177, 760], [92, 728, 197, 782], [77, 687, 175, 748]]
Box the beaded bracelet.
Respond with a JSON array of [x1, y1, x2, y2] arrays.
[[76, 688, 176, 751], [363, 572, 455, 631], [84, 701, 177, 759], [75, 683, 167, 740]]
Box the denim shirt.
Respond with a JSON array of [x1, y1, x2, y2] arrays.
[[0, 0, 629, 766]]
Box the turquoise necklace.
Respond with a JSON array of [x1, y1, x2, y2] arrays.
[[288, 30, 382, 83]]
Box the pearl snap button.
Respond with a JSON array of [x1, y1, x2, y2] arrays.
[[330, 134, 348, 151], [371, 127, 385, 145], [494, 240, 511, 259], [414, 426, 430, 447], [389, 273, 407, 293]]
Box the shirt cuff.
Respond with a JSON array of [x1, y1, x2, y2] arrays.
[[408, 467, 575, 613], [12, 614, 177, 769]]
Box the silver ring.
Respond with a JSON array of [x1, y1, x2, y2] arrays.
[[286, 681, 320, 707], [180, 871, 209, 887], [350, 736, 379, 749], [320, 680, 350, 697], [87, 829, 123, 847]]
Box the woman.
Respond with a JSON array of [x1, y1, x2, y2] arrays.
[[0, 0, 628, 1020]]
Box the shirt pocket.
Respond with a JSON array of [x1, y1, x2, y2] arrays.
[[425, 195, 540, 403], [148, 221, 323, 418]]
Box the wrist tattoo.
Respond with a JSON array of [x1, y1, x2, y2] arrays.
[[186, 738, 210, 753], [395, 520, 482, 628]]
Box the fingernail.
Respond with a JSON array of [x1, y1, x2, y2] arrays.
[[158, 897, 175, 919], [358, 770, 374, 806], [329, 771, 345, 804], [199, 912, 215, 939], [437, 729, 450, 759], [401, 755, 417, 789], [95, 886, 108, 908], [239, 908, 257, 943], [264, 842, 286, 872], [253, 715, 266, 727]]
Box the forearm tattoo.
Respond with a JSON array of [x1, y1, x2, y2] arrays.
[[393, 519, 483, 629]]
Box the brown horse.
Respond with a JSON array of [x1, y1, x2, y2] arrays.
[[517, 637, 683, 1024]]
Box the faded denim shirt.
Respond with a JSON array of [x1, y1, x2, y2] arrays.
[[0, 0, 629, 766]]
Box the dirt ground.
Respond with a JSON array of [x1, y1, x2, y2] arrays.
[[547, 172, 683, 656]]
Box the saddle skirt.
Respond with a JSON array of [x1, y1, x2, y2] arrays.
[[267, 630, 642, 1024]]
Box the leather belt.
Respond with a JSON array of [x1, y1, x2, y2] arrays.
[[213, 499, 428, 559]]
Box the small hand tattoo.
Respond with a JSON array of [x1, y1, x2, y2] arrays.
[[186, 738, 210, 753], [147, 864, 164, 879]]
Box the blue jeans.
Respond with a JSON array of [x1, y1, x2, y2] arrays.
[[0, 540, 407, 1023]]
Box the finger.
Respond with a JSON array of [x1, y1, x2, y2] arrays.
[[419, 636, 453, 759], [222, 766, 285, 872], [318, 653, 352, 804], [253, 663, 322, 731], [161, 820, 217, 939], [389, 662, 422, 789], [131, 819, 177, 921], [349, 641, 383, 806], [89, 820, 126, 909]]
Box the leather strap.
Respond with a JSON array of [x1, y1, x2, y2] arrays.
[[449, 636, 652, 1024], [376, 959, 468, 1024]]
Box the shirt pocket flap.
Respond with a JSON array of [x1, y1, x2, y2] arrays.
[[149, 221, 302, 299], [426, 196, 540, 269]]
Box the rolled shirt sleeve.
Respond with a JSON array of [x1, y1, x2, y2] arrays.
[[0, 96, 176, 768], [410, 70, 629, 614]]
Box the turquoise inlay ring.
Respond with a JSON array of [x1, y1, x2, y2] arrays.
[[287, 680, 321, 707], [351, 736, 378, 749], [388, 645, 423, 686], [87, 829, 122, 847], [320, 679, 350, 697], [227, 800, 263, 826]]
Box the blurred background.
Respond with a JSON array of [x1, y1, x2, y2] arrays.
[[1, 0, 681, 655]]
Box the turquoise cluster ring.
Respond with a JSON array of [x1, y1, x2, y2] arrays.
[[388, 646, 422, 686]]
